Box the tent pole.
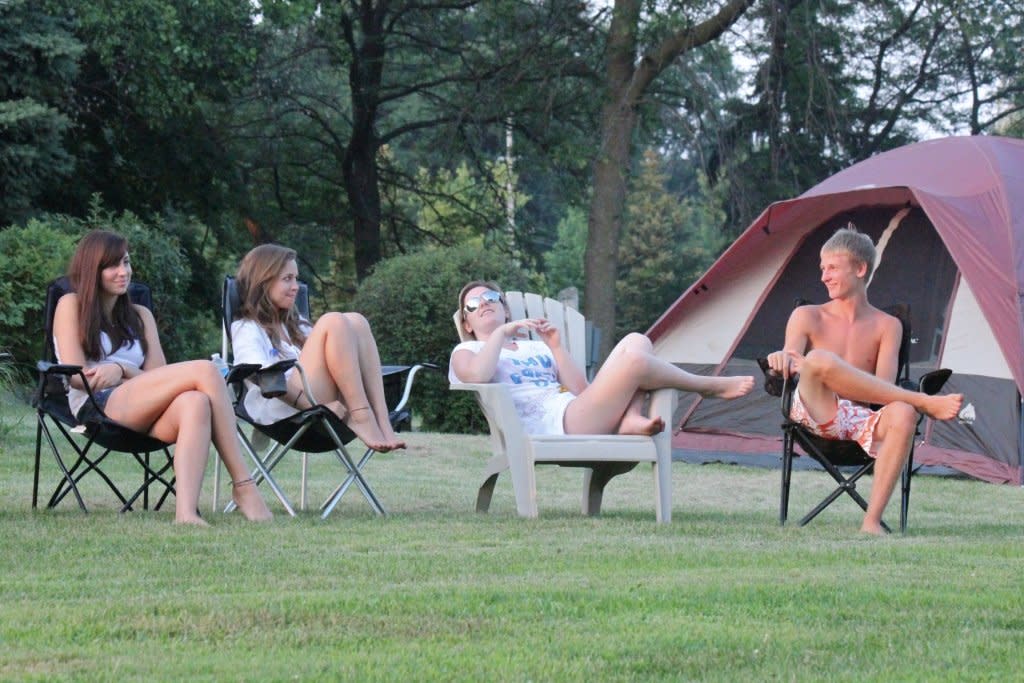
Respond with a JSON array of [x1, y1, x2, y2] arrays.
[[1019, 393, 1024, 487]]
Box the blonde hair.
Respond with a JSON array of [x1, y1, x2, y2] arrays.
[[822, 225, 876, 281], [236, 244, 309, 351]]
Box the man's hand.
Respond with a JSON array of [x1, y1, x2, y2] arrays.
[[765, 350, 804, 379]]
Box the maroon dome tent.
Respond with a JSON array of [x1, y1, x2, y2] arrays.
[[649, 135, 1024, 484]]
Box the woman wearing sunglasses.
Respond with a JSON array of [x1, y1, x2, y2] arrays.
[[450, 280, 755, 436], [233, 244, 404, 452]]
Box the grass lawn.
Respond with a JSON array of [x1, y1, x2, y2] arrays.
[[1, 391, 1022, 681]]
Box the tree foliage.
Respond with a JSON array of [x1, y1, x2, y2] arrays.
[[0, 0, 81, 225], [616, 149, 727, 338]]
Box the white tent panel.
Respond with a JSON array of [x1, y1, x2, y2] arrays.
[[941, 277, 1013, 379], [652, 241, 793, 364]]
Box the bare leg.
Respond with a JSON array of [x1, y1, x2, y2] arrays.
[[294, 313, 391, 451], [344, 313, 405, 450], [615, 391, 665, 436], [796, 350, 962, 424], [563, 333, 753, 434], [104, 360, 272, 522], [145, 391, 211, 525], [861, 402, 916, 534]]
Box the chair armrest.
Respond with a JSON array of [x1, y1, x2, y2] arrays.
[[757, 357, 785, 398], [37, 360, 83, 375], [450, 382, 529, 442], [226, 363, 261, 384], [918, 368, 952, 396], [255, 359, 296, 398]]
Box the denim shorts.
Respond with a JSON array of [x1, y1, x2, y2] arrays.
[[76, 387, 115, 425]]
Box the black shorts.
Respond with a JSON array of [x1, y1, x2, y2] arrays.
[[76, 387, 115, 425]]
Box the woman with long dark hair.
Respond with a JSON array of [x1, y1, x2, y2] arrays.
[[53, 230, 272, 525]]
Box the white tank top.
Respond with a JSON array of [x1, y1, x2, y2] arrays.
[[55, 331, 146, 417]]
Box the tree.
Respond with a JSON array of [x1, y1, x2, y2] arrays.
[[585, 0, 756, 357], [704, 0, 1024, 231], [0, 0, 82, 225], [616, 149, 727, 338], [55, 0, 261, 222], [253, 0, 600, 281]]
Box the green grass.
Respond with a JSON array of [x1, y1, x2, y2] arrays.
[[1, 391, 1022, 681]]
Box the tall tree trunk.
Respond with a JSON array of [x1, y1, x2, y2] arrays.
[[585, 0, 756, 358], [342, 3, 385, 282], [585, 0, 640, 358]]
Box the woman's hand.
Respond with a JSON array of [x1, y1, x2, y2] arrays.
[[503, 319, 562, 350], [533, 319, 561, 350], [83, 363, 123, 391]]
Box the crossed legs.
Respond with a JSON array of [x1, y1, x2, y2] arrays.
[[103, 360, 272, 525], [795, 349, 963, 533], [291, 312, 404, 452], [562, 333, 754, 435]]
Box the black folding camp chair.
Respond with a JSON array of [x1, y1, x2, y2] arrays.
[[218, 275, 436, 518], [759, 303, 952, 533], [32, 277, 175, 513]]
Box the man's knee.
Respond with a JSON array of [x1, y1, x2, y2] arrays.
[[884, 401, 917, 433], [800, 349, 841, 380]]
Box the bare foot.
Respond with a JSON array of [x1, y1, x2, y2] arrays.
[[379, 420, 407, 451], [617, 414, 665, 436], [345, 407, 392, 452], [860, 521, 887, 536], [174, 513, 210, 527], [700, 375, 755, 400], [232, 478, 273, 522], [919, 393, 963, 421]]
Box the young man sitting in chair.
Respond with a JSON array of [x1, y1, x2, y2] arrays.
[[765, 225, 964, 534]]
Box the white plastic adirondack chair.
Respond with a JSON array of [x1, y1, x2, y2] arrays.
[[451, 291, 678, 522]]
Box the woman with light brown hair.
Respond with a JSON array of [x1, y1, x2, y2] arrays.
[[232, 244, 403, 452], [53, 230, 272, 525], [450, 280, 755, 436]]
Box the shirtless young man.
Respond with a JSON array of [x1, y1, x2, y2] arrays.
[[765, 227, 963, 534]]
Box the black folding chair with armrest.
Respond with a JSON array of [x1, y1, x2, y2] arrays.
[[32, 277, 175, 513], [217, 275, 437, 518], [758, 303, 952, 533]]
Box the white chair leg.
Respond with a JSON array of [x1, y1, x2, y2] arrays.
[[653, 460, 672, 524], [506, 448, 538, 518]]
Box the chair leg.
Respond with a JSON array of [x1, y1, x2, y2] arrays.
[[780, 428, 794, 526], [33, 418, 43, 509], [900, 451, 913, 533], [38, 417, 89, 512], [476, 473, 499, 513], [581, 462, 638, 516]]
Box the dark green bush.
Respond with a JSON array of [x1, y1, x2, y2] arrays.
[[0, 221, 77, 363], [353, 245, 531, 433]]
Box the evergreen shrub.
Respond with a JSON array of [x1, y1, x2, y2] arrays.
[[353, 245, 531, 433]]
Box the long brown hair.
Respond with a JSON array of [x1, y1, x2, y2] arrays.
[[235, 244, 309, 351], [67, 230, 148, 360]]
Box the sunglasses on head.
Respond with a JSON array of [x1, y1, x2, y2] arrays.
[[463, 289, 503, 314]]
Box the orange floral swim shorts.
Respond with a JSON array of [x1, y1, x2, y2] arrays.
[[789, 387, 885, 455]]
